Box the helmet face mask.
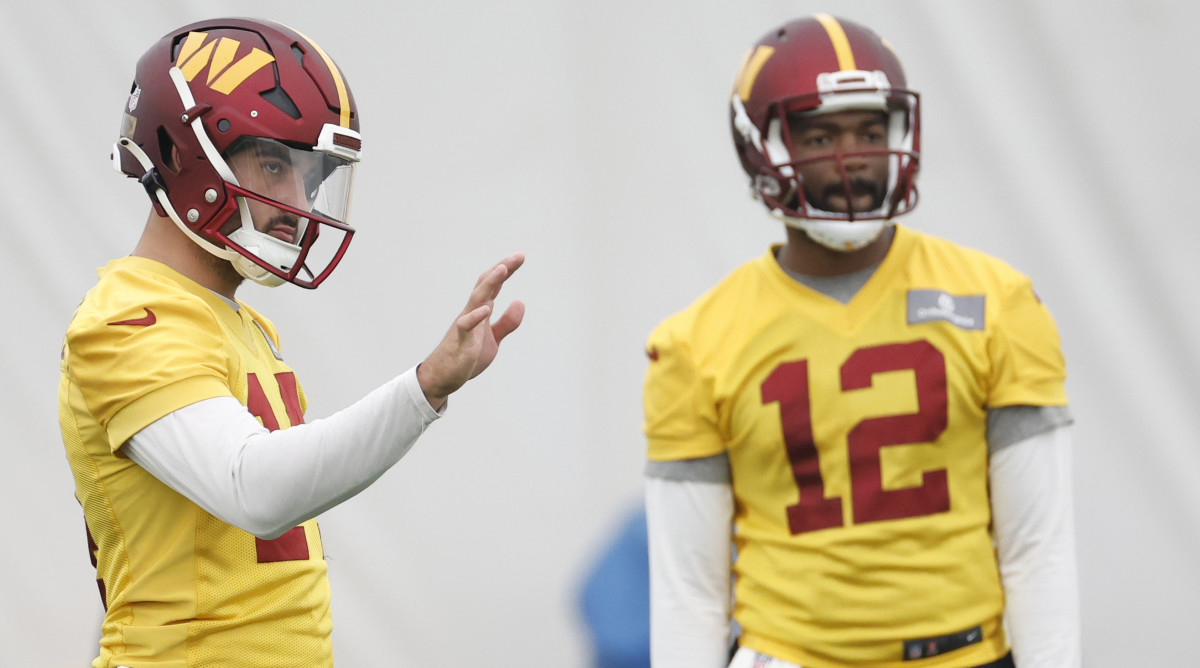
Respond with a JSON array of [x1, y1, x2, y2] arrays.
[[114, 18, 362, 288], [216, 137, 356, 287], [730, 15, 921, 251]]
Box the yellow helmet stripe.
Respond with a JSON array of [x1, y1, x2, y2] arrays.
[[814, 13, 857, 71], [735, 45, 776, 102], [290, 27, 352, 128]]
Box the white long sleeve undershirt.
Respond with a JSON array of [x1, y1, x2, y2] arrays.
[[990, 425, 1082, 668], [645, 473, 734, 668], [123, 366, 441, 539], [645, 426, 1081, 668]]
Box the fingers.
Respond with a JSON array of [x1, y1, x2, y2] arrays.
[[470, 254, 523, 296], [466, 253, 525, 312], [486, 252, 525, 281], [419, 254, 524, 405], [478, 253, 524, 342], [491, 300, 526, 344], [473, 253, 524, 289], [457, 303, 492, 334], [464, 266, 504, 313]]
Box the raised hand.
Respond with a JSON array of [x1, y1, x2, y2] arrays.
[[417, 252, 526, 411]]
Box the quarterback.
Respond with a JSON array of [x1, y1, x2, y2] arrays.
[[643, 15, 1080, 668], [58, 18, 524, 667]]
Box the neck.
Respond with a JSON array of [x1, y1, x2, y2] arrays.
[[776, 224, 895, 277], [132, 211, 244, 299]]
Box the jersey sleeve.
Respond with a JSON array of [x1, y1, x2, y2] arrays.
[[643, 318, 725, 462], [66, 292, 233, 452], [987, 276, 1068, 409]]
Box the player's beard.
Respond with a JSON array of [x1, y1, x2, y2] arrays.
[[193, 241, 245, 290]]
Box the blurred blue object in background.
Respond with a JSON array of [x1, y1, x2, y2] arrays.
[[579, 506, 651, 668]]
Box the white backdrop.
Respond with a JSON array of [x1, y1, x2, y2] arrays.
[[2, 1, 1197, 666]]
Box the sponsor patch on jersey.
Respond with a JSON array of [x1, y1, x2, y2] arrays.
[[906, 290, 985, 330], [903, 625, 982, 660]]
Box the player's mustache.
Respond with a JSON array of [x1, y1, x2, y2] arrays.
[[822, 178, 881, 201]]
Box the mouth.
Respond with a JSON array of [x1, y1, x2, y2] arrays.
[[265, 218, 299, 244], [821, 181, 883, 214], [267, 226, 295, 243]]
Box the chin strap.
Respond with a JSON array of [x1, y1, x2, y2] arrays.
[[782, 214, 890, 252], [226, 227, 300, 287]]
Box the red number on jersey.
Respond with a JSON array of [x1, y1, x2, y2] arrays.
[[761, 359, 845, 534], [246, 371, 312, 562], [762, 340, 949, 534], [246, 371, 305, 431]]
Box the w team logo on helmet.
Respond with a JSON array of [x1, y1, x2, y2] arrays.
[[113, 18, 362, 289], [174, 31, 276, 95]]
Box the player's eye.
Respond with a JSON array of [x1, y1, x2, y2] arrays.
[[801, 133, 832, 148], [861, 126, 887, 144]]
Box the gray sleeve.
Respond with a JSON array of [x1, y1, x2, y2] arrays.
[[644, 406, 1071, 480], [987, 404, 1073, 453], [645, 453, 732, 484]]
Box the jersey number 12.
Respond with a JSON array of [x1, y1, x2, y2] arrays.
[[761, 340, 950, 535]]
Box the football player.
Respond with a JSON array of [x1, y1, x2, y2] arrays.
[[59, 17, 524, 667], [643, 15, 1080, 668]]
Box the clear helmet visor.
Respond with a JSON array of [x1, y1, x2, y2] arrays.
[[219, 136, 357, 287]]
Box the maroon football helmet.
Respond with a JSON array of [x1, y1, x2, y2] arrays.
[[113, 17, 362, 288], [730, 14, 920, 250]]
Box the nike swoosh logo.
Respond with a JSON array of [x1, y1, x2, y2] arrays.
[[108, 308, 157, 327]]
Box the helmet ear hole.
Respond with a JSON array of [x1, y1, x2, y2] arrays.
[[156, 127, 181, 174], [169, 33, 188, 61]]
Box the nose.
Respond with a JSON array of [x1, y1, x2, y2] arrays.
[[840, 136, 871, 172], [272, 172, 309, 210]]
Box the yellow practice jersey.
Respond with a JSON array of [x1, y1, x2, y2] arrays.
[[59, 256, 332, 668], [644, 226, 1067, 667]]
